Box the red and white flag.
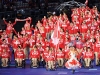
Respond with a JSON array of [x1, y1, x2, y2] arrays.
[[51, 20, 60, 45]]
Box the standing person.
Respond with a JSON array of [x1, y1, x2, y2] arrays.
[[16, 17, 32, 30], [29, 35, 36, 51], [3, 18, 17, 39], [75, 37, 83, 61], [12, 35, 21, 52], [65, 46, 81, 74], [22, 34, 29, 59]]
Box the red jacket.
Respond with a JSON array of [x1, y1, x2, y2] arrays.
[[45, 51, 55, 61], [4, 20, 16, 34], [0, 46, 2, 57], [80, 25, 88, 33], [94, 42, 100, 52], [29, 50, 40, 59], [56, 51, 64, 58], [84, 51, 94, 59], [12, 39, 21, 49], [1, 51, 10, 58], [15, 50, 25, 59], [43, 50, 49, 60]]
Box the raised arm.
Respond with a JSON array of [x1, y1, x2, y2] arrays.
[[85, 0, 88, 6], [27, 17, 32, 24], [12, 19, 17, 26], [3, 18, 8, 25], [13, 28, 18, 36]]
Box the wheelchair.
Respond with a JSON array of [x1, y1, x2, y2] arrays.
[[39, 59, 46, 68], [30, 58, 40, 68], [1, 58, 11, 68], [82, 58, 94, 68], [15, 59, 26, 68], [46, 61, 57, 71]]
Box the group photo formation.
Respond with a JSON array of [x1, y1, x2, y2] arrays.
[[0, 0, 100, 75]]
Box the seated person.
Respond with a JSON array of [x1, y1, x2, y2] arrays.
[[56, 48, 64, 67], [1, 48, 10, 67], [84, 47, 94, 68], [45, 47, 55, 70], [29, 45, 40, 67], [15, 46, 25, 67]]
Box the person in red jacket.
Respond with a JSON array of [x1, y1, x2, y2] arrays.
[[94, 36, 100, 65], [1, 48, 10, 67], [22, 34, 29, 59], [25, 27, 33, 38], [46, 47, 55, 70], [43, 46, 49, 66], [29, 35, 36, 51], [29, 45, 40, 67], [56, 48, 64, 67], [3, 18, 17, 39], [84, 47, 94, 68], [0, 45, 2, 59], [15, 46, 25, 67], [12, 35, 21, 52], [16, 17, 32, 30]]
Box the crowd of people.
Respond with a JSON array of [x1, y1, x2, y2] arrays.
[[0, 0, 100, 73]]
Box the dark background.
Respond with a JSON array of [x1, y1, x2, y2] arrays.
[[0, 0, 100, 32]]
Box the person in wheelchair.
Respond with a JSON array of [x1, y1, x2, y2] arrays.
[[45, 47, 55, 70], [1, 48, 11, 67], [84, 47, 94, 68], [56, 48, 64, 67], [29, 45, 40, 68], [14, 46, 25, 67], [43, 46, 50, 68]]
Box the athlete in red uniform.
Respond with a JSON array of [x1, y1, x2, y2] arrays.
[[29, 35, 36, 51], [29, 45, 40, 67], [1, 48, 10, 67], [15, 46, 25, 67], [94, 37, 100, 65], [12, 35, 21, 52], [56, 48, 64, 67], [45, 47, 55, 70], [3, 18, 17, 39], [84, 47, 94, 68]]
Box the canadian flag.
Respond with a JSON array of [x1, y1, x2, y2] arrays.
[[51, 20, 60, 45]]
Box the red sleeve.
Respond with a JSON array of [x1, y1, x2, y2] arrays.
[[12, 21, 16, 26], [29, 18, 32, 24], [13, 29, 18, 35], [31, 27, 34, 31], [3, 20, 8, 25]]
